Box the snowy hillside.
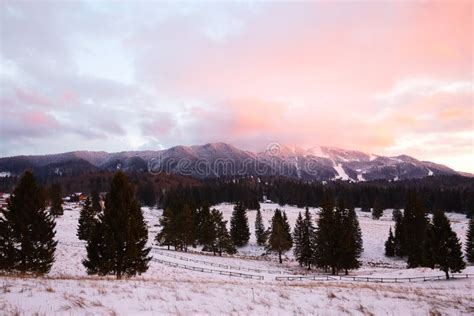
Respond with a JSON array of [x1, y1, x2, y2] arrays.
[[0, 142, 459, 181], [0, 202, 472, 315]]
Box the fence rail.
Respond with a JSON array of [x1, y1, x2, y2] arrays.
[[275, 273, 474, 283], [151, 257, 264, 280], [152, 248, 284, 274]]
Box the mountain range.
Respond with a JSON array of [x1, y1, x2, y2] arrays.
[[0, 142, 460, 182]]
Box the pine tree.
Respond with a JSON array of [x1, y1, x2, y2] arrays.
[[230, 201, 250, 247], [197, 205, 214, 248], [393, 209, 406, 257], [314, 192, 338, 274], [385, 228, 395, 257], [255, 208, 267, 246], [301, 208, 317, 269], [138, 181, 156, 207], [429, 209, 465, 279], [392, 209, 402, 221], [466, 217, 474, 263], [155, 207, 175, 250], [267, 209, 293, 263], [0, 171, 57, 274], [371, 198, 383, 220], [404, 192, 428, 268], [49, 183, 63, 217], [177, 204, 197, 252], [293, 212, 304, 267], [282, 211, 293, 249], [338, 200, 363, 275], [77, 197, 97, 241], [91, 191, 102, 214], [211, 209, 236, 256], [83, 172, 151, 278]]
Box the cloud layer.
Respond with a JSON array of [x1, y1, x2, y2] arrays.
[[0, 1, 472, 172]]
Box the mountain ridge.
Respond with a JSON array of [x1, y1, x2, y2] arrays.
[[0, 142, 459, 182]]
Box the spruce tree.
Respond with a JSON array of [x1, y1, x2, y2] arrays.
[[338, 200, 363, 275], [393, 209, 406, 257], [371, 198, 383, 220], [385, 228, 395, 257], [466, 217, 474, 263], [91, 191, 102, 214], [83, 172, 151, 278], [0, 171, 57, 274], [138, 181, 156, 207], [155, 207, 175, 250], [267, 209, 293, 263], [49, 183, 63, 217], [293, 212, 304, 267], [282, 211, 293, 249], [77, 197, 97, 241], [404, 192, 428, 268], [230, 201, 250, 247], [298, 208, 317, 270], [197, 205, 214, 248], [255, 208, 267, 246], [314, 192, 338, 274], [429, 209, 465, 279], [177, 204, 197, 252], [211, 209, 236, 256]]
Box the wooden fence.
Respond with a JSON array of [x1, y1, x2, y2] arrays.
[[275, 273, 474, 283], [152, 248, 284, 274], [151, 257, 264, 280]]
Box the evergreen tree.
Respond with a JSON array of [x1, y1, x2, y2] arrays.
[[282, 211, 293, 249], [0, 171, 57, 274], [156, 207, 175, 250], [230, 201, 250, 247], [197, 205, 214, 247], [314, 192, 338, 274], [466, 217, 474, 263], [77, 197, 97, 241], [49, 183, 63, 217], [267, 209, 293, 263], [338, 201, 363, 275], [83, 172, 151, 278], [91, 191, 102, 214], [138, 181, 156, 207], [211, 209, 236, 256], [429, 209, 465, 279], [404, 192, 428, 268], [423, 222, 436, 268], [385, 228, 395, 257], [393, 209, 406, 257], [371, 198, 383, 220], [300, 208, 317, 270], [177, 204, 197, 252], [293, 212, 304, 267], [360, 195, 370, 213], [255, 208, 267, 246], [392, 209, 402, 221]]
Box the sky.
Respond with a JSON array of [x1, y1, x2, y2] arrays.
[[0, 1, 472, 172]]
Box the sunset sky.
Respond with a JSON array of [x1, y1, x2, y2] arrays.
[[0, 1, 472, 172]]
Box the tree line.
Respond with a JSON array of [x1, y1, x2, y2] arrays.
[[384, 191, 470, 279], [159, 176, 474, 217], [1, 171, 473, 279]]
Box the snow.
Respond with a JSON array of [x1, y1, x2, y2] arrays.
[[333, 163, 350, 180], [0, 171, 11, 177], [1, 202, 473, 315], [428, 168, 434, 176]]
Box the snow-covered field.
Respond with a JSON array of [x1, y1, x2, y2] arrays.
[[1, 202, 472, 315]]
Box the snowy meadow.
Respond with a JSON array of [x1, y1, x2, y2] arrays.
[[1, 202, 472, 315]]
